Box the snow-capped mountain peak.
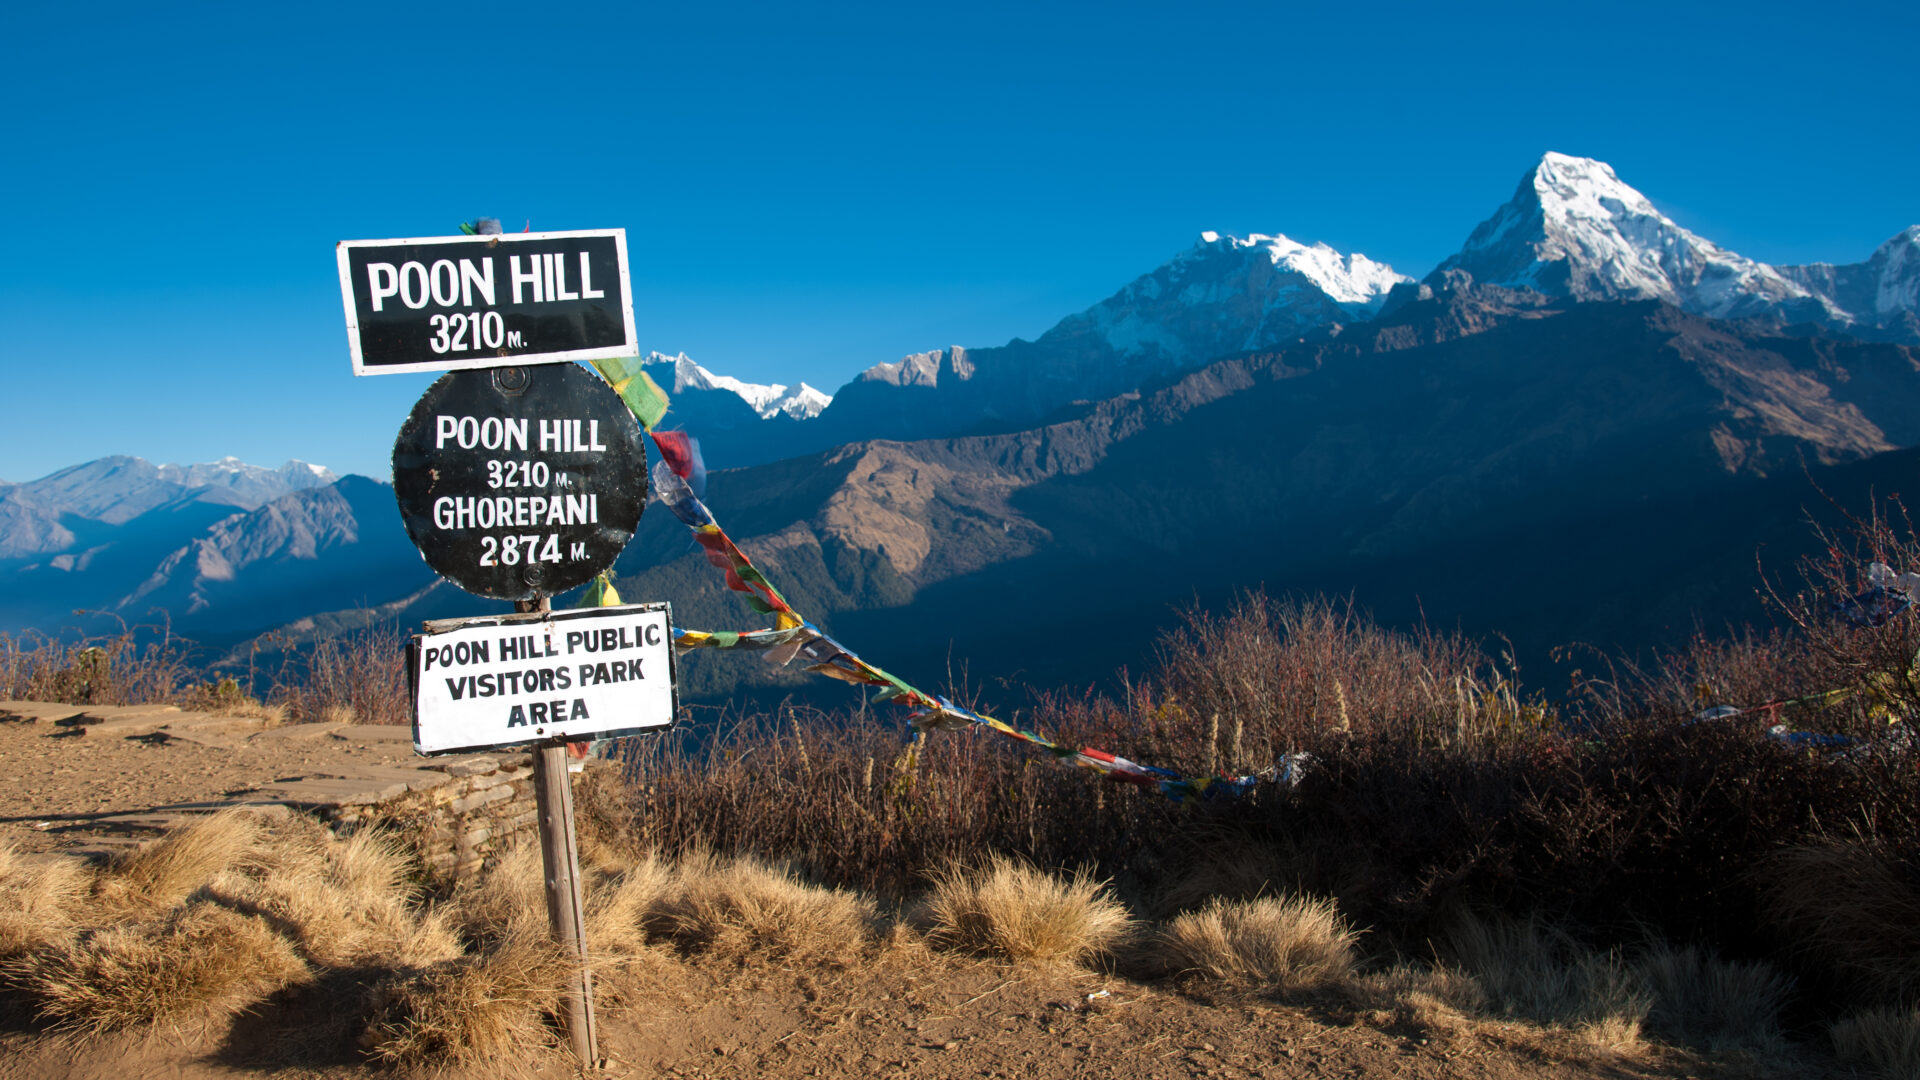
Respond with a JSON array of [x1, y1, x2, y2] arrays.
[[643, 351, 832, 420], [1433, 152, 1833, 322]]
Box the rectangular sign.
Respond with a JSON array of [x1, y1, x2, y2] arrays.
[[408, 602, 677, 755], [338, 229, 638, 376]]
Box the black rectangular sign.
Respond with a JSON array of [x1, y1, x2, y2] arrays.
[[337, 229, 638, 376]]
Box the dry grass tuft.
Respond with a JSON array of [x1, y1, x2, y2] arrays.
[[448, 844, 548, 947], [218, 824, 460, 969], [320, 703, 358, 725], [95, 810, 262, 912], [0, 843, 93, 958], [1156, 895, 1357, 993], [1439, 914, 1650, 1049], [1352, 964, 1489, 1033], [1761, 838, 1920, 1004], [361, 929, 568, 1066], [7, 902, 306, 1032], [1637, 943, 1789, 1053], [1832, 1007, 1920, 1079], [585, 850, 674, 957], [922, 855, 1132, 966], [659, 850, 875, 963]]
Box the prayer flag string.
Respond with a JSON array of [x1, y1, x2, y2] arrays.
[[588, 362, 1279, 802]]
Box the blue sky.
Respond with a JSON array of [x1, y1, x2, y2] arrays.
[[2, 0, 1915, 481]]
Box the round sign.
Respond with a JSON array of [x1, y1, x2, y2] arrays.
[[392, 363, 648, 600]]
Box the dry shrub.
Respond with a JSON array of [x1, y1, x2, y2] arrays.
[[1637, 943, 1790, 1053], [1832, 1007, 1920, 1079], [1439, 914, 1650, 1049], [1154, 593, 1540, 751], [277, 625, 409, 725], [8, 902, 306, 1032], [0, 843, 93, 958], [1156, 895, 1356, 992], [1761, 837, 1920, 1004], [95, 810, 263, 912], [659, 850, 874, 963], [0, 629, 195, 706], [922, 855, 1131, 966], [361, 930, 568, 1066]]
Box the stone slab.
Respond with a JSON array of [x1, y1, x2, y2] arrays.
[[260, 777, 411, 807], [248, 722, 346, 743], [75, 716, 180, 738], [328, 724, 414, 743], [311, 764, 456, 793], [0, 701, 89, 724]]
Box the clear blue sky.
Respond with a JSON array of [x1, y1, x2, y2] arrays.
[[2, 0, 1915, 482]]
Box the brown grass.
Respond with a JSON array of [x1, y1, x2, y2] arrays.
[[448, 844, 550, 948], [1761, 837, 1920, 1004], [1832, 1007, 1920, 1079], [922, 855, 1132, 966], [657, 849, 875, 963], [1637, 943, 1790, 1053], [361, 929, 569, 1066], [216, 820, 461, 969], [0, 842, 94, 958], [7, 902, 307, 1032], [1438, 914, 1651, 1050], [584, 850, 675, 957], [1155, 895, 1357, 993], [94, 809, 264, 913]]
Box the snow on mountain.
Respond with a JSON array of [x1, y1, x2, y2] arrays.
[[643, 351, 833, 420], [1778, 226, 1920, 331], [1075, 231, 1410, 366], [766, 382, 833, 420], [1430, 152, 1838, 323]]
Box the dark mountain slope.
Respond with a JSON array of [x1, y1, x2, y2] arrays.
[[585, 297, 1920, 700]]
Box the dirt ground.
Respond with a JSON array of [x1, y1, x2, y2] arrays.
[[0, 707, 1831, 1080], [0, 704, 421, 858], [0, 943, 1805, 1080]]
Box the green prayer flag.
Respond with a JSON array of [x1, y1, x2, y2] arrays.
[[590, 356, 671, 431]]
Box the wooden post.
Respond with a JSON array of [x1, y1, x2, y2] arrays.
[[517, 596, 599, 1067]]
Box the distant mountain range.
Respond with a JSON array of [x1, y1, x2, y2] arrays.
[[5, 151, 1917, 701]]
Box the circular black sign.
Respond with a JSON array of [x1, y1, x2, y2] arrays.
[[392, 363, 647, 600]]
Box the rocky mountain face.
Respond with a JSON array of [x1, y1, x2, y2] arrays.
[[0, 463, 424, 643], [1778, 226, 1920, 341], [113, 476, 434, 636], [583, 294, 1920, 698], [0, 456, 337, 560]]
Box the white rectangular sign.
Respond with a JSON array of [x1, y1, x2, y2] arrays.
[[410, 603, 677, 755], [338, 228, 638, 376]]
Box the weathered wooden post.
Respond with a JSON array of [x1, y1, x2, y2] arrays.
[[520, 594, 599, 1065]]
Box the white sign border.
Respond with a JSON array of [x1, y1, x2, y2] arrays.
[[408, 601, 679, 756], [338, 228, 639, 377]]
